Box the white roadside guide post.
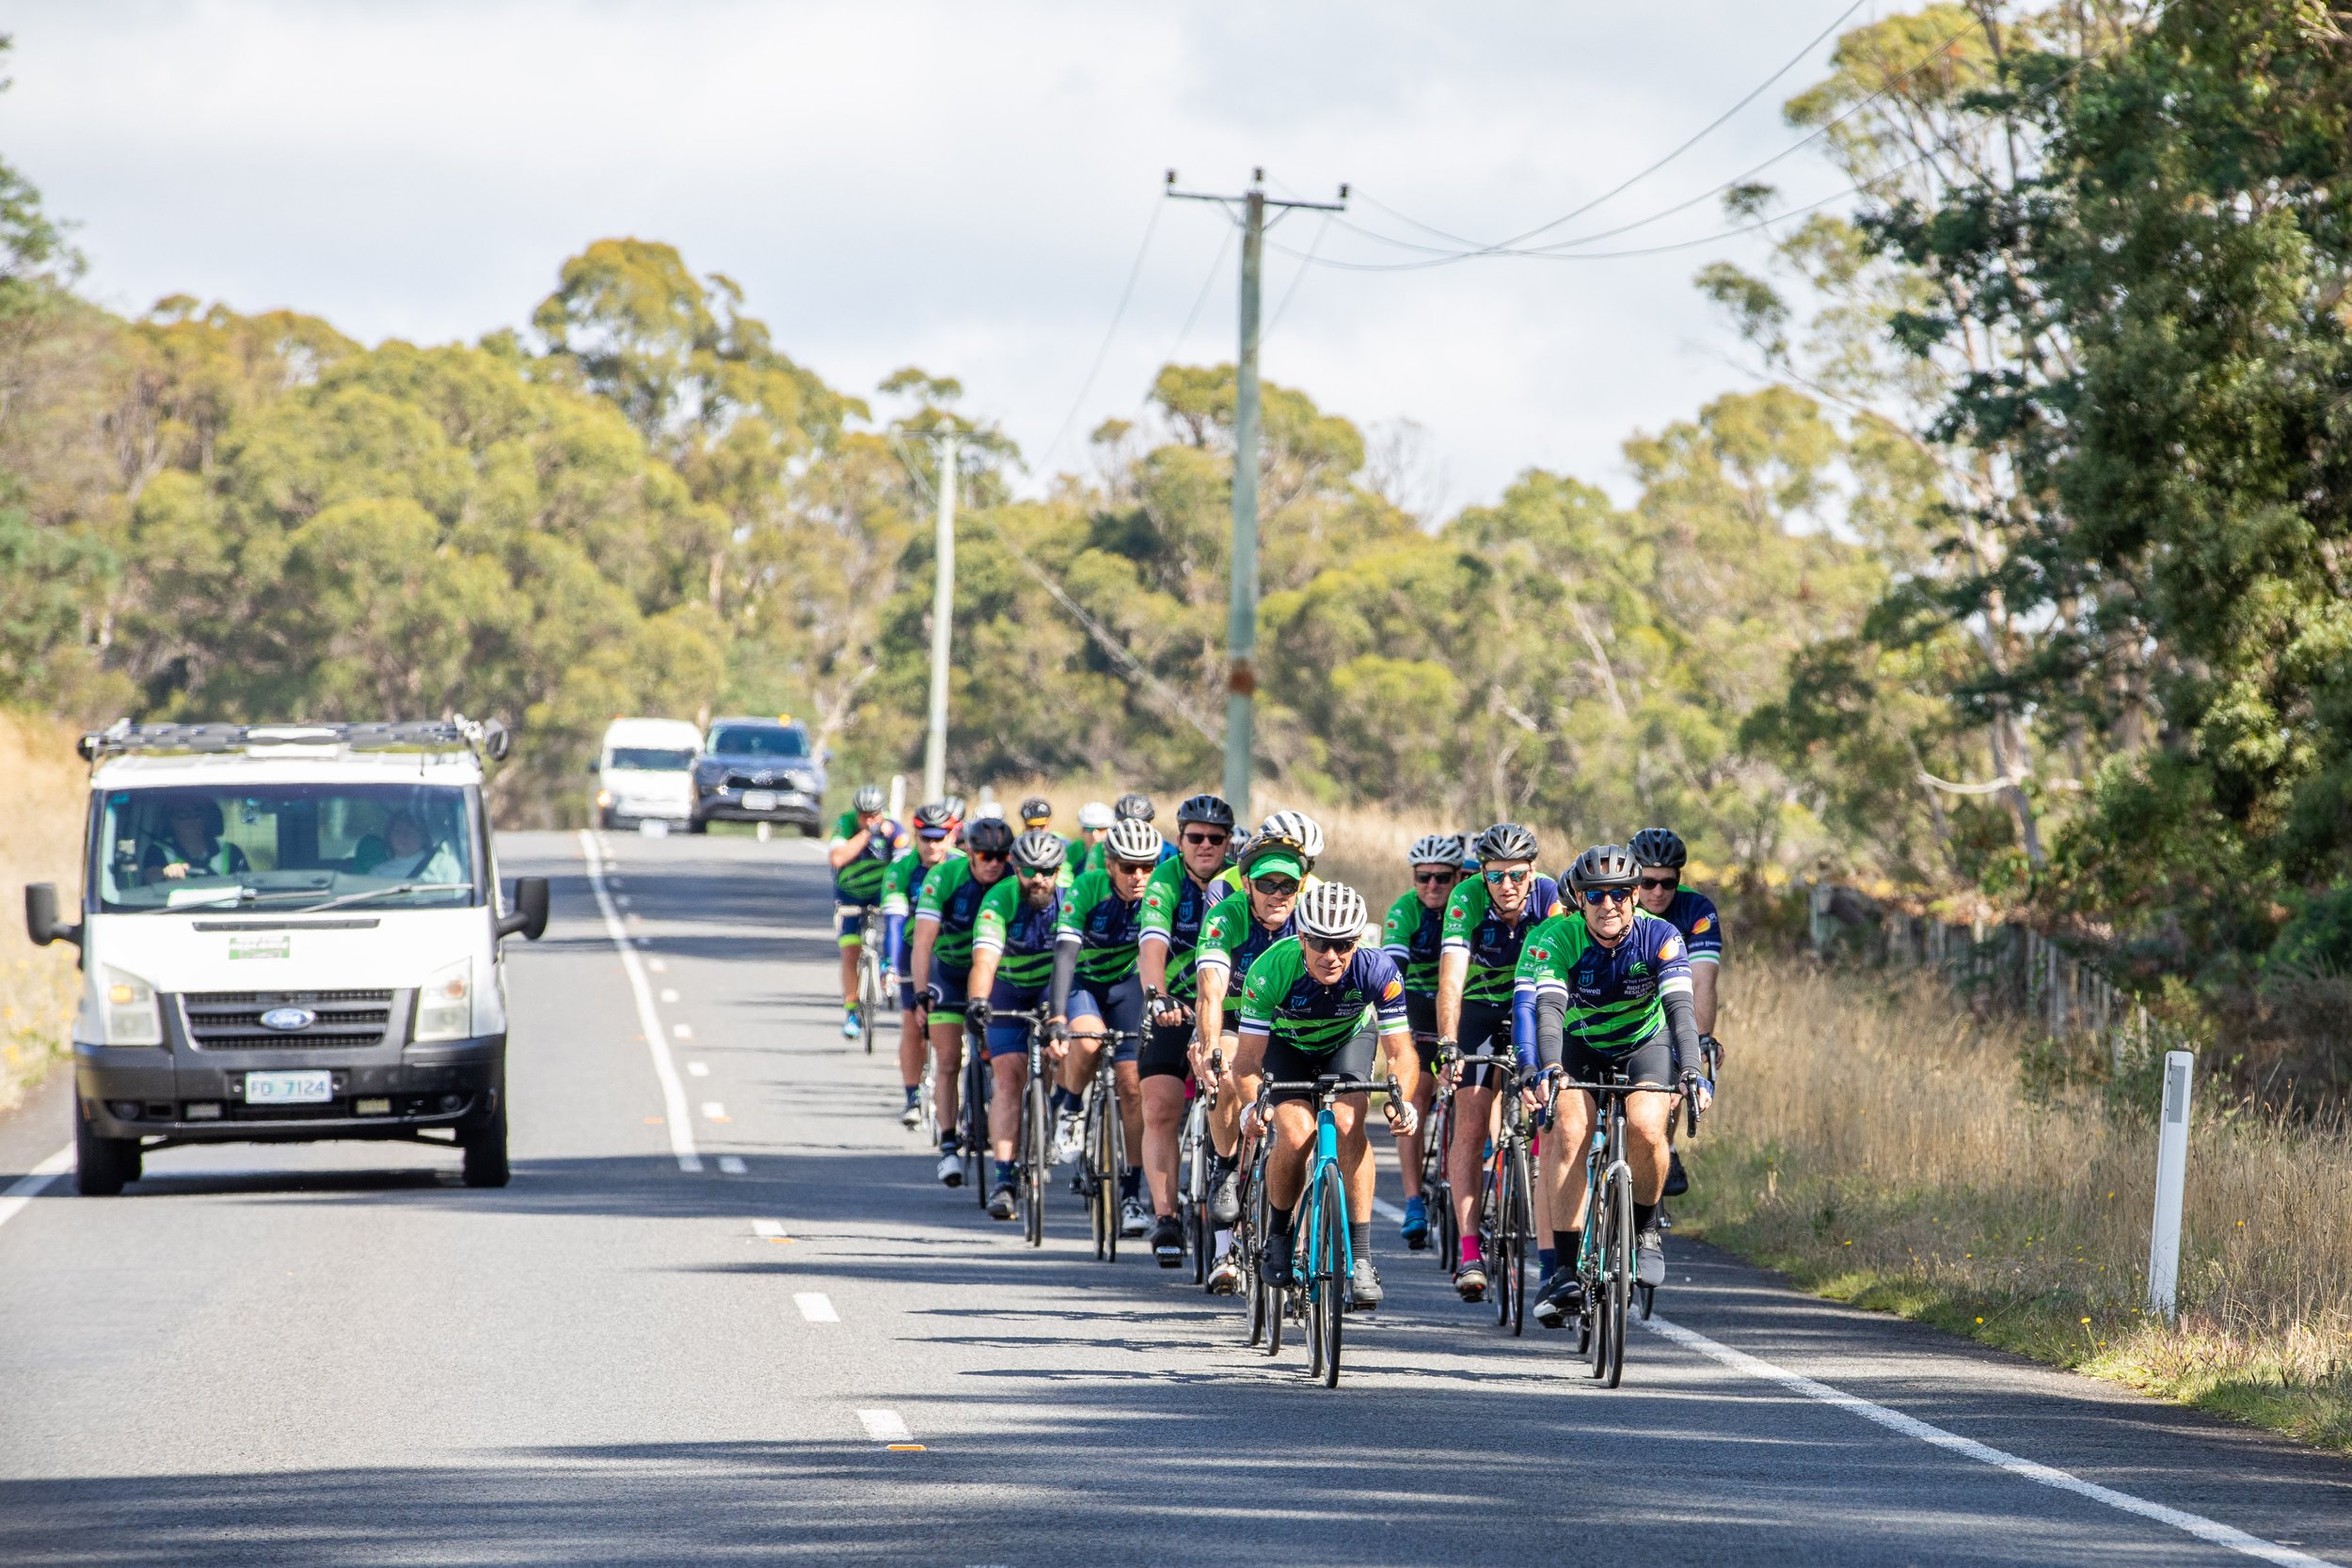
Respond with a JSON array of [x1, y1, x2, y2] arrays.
[[2146, 1049, 2195, 1320], [887, 773, 905, 823]]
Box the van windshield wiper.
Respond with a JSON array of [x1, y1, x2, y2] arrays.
[[118, 881, 468, 913], [296, 882, 469, 912]]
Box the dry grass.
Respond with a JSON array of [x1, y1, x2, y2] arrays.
[[0, 710, 86, 1112], [1683, 960, 2352, 1452]]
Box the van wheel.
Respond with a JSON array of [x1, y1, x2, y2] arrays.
[[74, 1100, 138, 1196], [686, 817, 708, 835], [798, 822, 822, 839], [461, 1101, 510, 1188]]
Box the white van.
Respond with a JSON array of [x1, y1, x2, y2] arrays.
[[593, 717, 702, 830], [22, 719, 548, 1196]]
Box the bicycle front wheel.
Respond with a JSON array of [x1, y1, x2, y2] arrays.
[[1313, 1164, 1346, 1387], [1601, 1164, 1632, 1387], [1093, 1087, 1120, 1263], [963, 1034, 989, 1205], [859, 951, 881, 1054], [1497, 1145, 1525, 1335], [1023, 1073, 1050, 1247]]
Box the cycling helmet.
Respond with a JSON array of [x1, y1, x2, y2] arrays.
[[1175, 793, 1235, 830], [1295, 882, 1370, 942], [1254, 809, 1325, 863], [1473, 822, 1539, 865], [973, 801, 1004, 819], [1566, 842, 1640, 893], [1077, 800, 1115, 831], [962, 816, 1014, 856], [1407, 832, 1468, 868], [851, 784, 886, 815], [1113, 791, 1155, 822], [912, 800, 955, 835], [1629, 827, 1688, 870], [1010, 828, 1067, 874], [1104, 817, 1163, 865], [1018, 795, 1053, 826], [1224, 827, 1250, 866], [941, 793, 967, 824]]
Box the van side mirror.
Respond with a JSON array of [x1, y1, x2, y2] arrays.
[[587, 758, 600, 775], [497, 876, 550, 941], [25, 883, 80, 950]]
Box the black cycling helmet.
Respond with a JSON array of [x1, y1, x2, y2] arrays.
[[962, 817, 1014, 856], [1010, 828, 1067, 874], [1473, 822, 1539, 865], [1629, 827, 1688, 870], [912, 800, 955, 833], [1018, 795, 1053, 826], [1175, 793, 1235, 830], [851, 784, 886, 816], [1113, 791, 1155, 822], [1567, 843, 1640, 894]]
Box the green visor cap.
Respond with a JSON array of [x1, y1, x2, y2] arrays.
[[1248, 850, 1305, 882]]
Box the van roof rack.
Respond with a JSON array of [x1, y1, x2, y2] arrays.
[[78, 717, 511, 764]]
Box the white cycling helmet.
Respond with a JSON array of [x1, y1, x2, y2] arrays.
[[1407, 832, 1467, 868], [1254, 809, 1325, 863], [1077, 800, 1116, 831], [1294, 882, 1369, 942], [1104, 817, 1163, 865]]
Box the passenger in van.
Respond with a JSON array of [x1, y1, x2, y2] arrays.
[[359, 812, 456, 881], [141, 799, 251, 883]]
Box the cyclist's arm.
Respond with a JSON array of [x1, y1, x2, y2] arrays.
[[1534, 990, 1569, 1070], [909, 914, 939, 997], [1230, 1021, 1268, 1109], [1511, 981, 1541, 1069], [1380, 1024, 1422, 1105], [966, 944, 1000, 1001], [1661, 986, 1702, 1079], [882, 912, 906, 971], [1193, 962, 1230, 1046], [1435, 949, 1469, 1040], [1048, 934, 1079, 1022], [1136, 931, 1171, 1000], [825, 826, 869, 871], [1691, 960, 1718, 1037]]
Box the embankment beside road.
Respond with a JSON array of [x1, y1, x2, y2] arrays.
[[0, 711, 84, 1113]]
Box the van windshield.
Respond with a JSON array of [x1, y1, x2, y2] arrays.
[[707, 726, 808, 758], [93, 783, 481, 913], [609, 747, 696, 771]]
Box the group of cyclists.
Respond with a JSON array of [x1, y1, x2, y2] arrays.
[[824, 783, 1725, 1335]]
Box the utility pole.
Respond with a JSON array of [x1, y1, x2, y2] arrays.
[[1166, 169, 1345, 823], [922, 428, 959, 803]]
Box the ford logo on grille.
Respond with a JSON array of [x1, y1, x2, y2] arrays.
[[258, 1006, 315, 1032]]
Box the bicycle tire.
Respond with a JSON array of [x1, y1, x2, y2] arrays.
[[859, 946, 881, 1055], [963, 1030, 989, 1206], [917, 1056, 937, 1143], [1243, 1164, 1268, 1346], [1638, 1282, 1655, 1322], [1602, 1164, 1632, 1388], [1094, 1077, 1120, 1263], [1495, 1144, 1522, 1336], [1184, 1111, 1210, 1285], [1313, 1163, 1346, 1387], [1086, 1091, 1109, 1259], [1430, 1098, 1457, 1271], [1023, 1072, 1049, 1247]]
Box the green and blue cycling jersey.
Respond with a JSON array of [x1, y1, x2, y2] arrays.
[[830, 810, 908, 907], [1055, 865, 1143, 986], [881, 848, 952, 974], [1137, 859, 1218, 1002], [1237, 938, 1409, 1057], [1194, 888, 1295, 985], [1510, 909, 1692, 1067], [914, 854, 1004, 973], [1440, 874, 1565, 1006], [1380, 891, 1446, 998], [973, 876, 1063, 990], [1655, 885, 1724, 965]]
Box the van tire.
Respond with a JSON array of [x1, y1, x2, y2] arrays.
[[686, 817, 708, 835], [461, 1101, 510, 1188], [74, 1100, 138, 1196], [798, 822, 822, 839]]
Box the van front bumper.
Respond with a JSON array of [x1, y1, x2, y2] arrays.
[[76, 1033, 506, 1143]]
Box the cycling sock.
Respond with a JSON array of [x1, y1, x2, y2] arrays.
[[1268, 1204, 1295, 1239], [1555, 1227, 1580, 1260], [903, 1085, 921, 1108], [1214, 1227, 1233, 1255], [1459, 1235, 1483, 1265], [1346, 1222, 1370, 1259], [993, 1160, 1015, 1188], [1634, 1201, 1658, 1233], [1051, 1086, 1080, 1116], [940, 1134, 958, 1155], [1537, 1248, 1555, 1273]]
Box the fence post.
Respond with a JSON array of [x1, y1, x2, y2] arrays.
[[2147, 1049, 2195, 1321], [887, 773, 906, 823]]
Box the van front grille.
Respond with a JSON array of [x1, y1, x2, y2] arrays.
[[183, 990, 396, 1051]]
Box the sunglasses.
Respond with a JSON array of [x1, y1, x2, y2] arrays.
[[1301, 934, 1356, 957], [1017, 865, 1056, 879], [1181, 830, 1230, 847], [1250, 875, 1300, 896], [1110, 857, 1157, 872], [1637, 877, 1678, 892], [1484, 868, 1530, 885], [1581, 886, 1635, 905], [971, 850, 1009, 864], [1413, 870, 1457, 886]]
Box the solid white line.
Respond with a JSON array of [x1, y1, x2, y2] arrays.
[[1642, 1315, 2330, 1567], [752, 1219, 785, 1239], [1370, 1196, 1406, 1223], [0, 1145, 75, 1233], [795, 1292, 839, 1323], [857, 1409, 912, 1442], [716, 1155, 747, 1175], [580, 830, 701, 1174], [687, 1062, 709, 1078], [701, 1101, 727, 1121]]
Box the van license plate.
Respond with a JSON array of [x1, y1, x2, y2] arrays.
[[245, 1070, 332, 1105], [741, 790, 778, 813]]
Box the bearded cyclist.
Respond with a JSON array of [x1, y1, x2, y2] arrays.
[[1134, 793, 1235, 1265], [1235, 882, 1422, 1309], [1380, 832, 1467, 1250], [883, 801, 960, 1128], [1435, 822, 1564, 1301], [1630, 827, 1724, 1199], [827, 784, 909, 1039], [1049, 816, 1162, 1238], [1518, 843, 1710, 1324], [911, 815, 1016, 1186], [965, 830, 1069, 1220]]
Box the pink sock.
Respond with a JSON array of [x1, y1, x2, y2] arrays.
[[1459, 1236, 1482, 1265]]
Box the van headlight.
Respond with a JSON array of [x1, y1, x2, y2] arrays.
[[416, 958, 472, 1043], [97, 966, 165, 1047]]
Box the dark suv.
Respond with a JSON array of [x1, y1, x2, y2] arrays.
[[691, 717, 826, 835]]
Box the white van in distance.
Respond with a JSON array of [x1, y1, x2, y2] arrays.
[[23, 719, 548, 1196], [593, 717, 702, 830]]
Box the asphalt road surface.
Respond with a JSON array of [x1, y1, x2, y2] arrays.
[[3, 831, 2347, 1567]]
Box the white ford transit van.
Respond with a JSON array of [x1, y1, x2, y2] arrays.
[[23, 720, 548, 1196], [593, 716, 702, 830]]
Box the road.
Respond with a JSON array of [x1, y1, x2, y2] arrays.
[[1, 830, 2346, 1567]]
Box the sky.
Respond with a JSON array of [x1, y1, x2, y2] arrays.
[[1, 1, 1872, 517]]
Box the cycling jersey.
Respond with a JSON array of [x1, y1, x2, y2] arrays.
[[973, 877, 1063, 989], [1380, 892, 1446, 998], [1056, 865, 1143, 984], [1137, 860, 1217, 1001], [1238, 939, 1408, 1056], [1440, 875, 1565, 1005], [1194, 889, 1295, 982], [1657, 885, 1724, 965], [830, 812, 908, 906], [1512, 909, 1692, 1064], [914, 855, 1007, 971], [882, 849, 953, 974], [1064, 835, 1092, 879]]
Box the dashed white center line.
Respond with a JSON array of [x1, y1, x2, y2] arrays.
[[857, 1409, 913, 1443], [687, 1062, 709, 1078], [716, 1155, 747, 1175], [794, 1292, 839, 1323], [646, 958, 668, 974], [672, 1022, 693, 1039], [751, 1219, 786, 1240], [701, 1101, 728, 1122], [660, 988, 680, 1004], [615, 894, 631, 907]]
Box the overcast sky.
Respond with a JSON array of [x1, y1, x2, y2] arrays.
[[3, 1, 1872, 516]]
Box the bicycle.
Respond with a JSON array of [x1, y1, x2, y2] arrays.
[[1478, 1061, 1542, 1337], [1234, 1078, 1278, 1352], [1075, 1028, 1140, 1262], [983, 1007, 1056, 1247], [855, 907, 890, 1055], [1422, 1046, 1459, 1271], [1180, 1043, 1223, 1285], [1266, 1073, 1404, 1387], [957, 1012, 992, 1206], [1552, 1066, 1695, 1387]]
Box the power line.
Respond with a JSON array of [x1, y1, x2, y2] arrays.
[[1030, 196, 1165, 475], [1262, 211, 1332, 345]]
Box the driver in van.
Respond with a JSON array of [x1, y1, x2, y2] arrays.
[[141, 799, 250, 883], [361, 812, 453, 880]]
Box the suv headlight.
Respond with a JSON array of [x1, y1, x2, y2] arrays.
[[416, 958, 472, 1043], [95, 965, 165, 1047]]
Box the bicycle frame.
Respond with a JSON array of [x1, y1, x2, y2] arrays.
[[1556, 1071, 1679, 1387]]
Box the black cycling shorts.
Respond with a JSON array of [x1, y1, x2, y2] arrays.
[[1262, 1026, 1376, 1091], [1561, 1036, 1677, 1097], [1454, 998, 1516, 1090], [1139, 1019, 1194, 1081], [1404, 991, 1439, 1059]]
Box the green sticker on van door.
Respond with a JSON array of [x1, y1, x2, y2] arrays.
[[229, 933, 290, 961]]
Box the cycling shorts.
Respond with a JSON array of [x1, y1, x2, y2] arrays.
[[836, 902, 882, 946], [1139, 1018, 1194, 1082], [1262, 1024, 1376, 1091], [1561, 1036, 1677, 1099], [924, 962, 971, 1026], [1454, 998, 1516, 1091], [1068, 975, 1144, 1063], [983, 979, 1049, 1060], [1404, 993, 1441, 1067], [899, 977, 918, 1011]]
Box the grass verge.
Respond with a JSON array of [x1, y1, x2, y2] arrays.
[[0, 710, 86, 1114]]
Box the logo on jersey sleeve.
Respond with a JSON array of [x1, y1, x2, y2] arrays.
[[1660, 934, 1683, 961], [1692, 915, 1713, 935], [1530, 945, 1549, 963], [1381, 977, 1403, 1002]]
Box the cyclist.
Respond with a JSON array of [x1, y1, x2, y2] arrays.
[[1019, 796, 1055, 834], [1191, 829, 1310, 1291], [1067, 800, 1115, 878], [965, 829, 1069, 1220], [827, 784, 909, 1039], [911, 815, 1017, 1186], [883, 801, 961, 1128], [1211, 808, 1323, 899], [1234, 882, 1422, 1309], [1135, 792, 1236, 1265], [1630, 827, 1724, 1198], [1114, 791, 1180, 863], [1434, 822, 1563, 1301], [1517, 843, 1710, 1324], [1049, 815, 1163, 1238], [1379, 832, 1468, 1250]]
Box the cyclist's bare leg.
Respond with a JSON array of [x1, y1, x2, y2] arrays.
[[1115, 1060, 1144, 1176], [1059, 1028, 1102, 1101], [1393, 1069, 1437, 1199], [988, 1049, 1026, 1165], [1448, 1081, 1496, 1248], [838, 938, 860, 1010], [1141, 1074, 1185, 1215], [1331, 1094, 1375, 1223], [1263, 1098, 1317, 1209], [928, 1018, 964, 1143], [1210, 1034, 1243, 1159], [1626, 1088, 1674, 1205], [1542, 1089, 1597, 1229], [898, 1008, 927, 1098]]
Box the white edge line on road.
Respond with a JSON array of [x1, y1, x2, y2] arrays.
[[580, 829, 701, 1174], [856, 1408, 912, 1442], [0, 1144, 75, 1233], [1369, 1197, 1406, 1223], [752, 1219, 785, 1239], [716, 1155, 747, 1175], [1643, 1315, 2330, 1568], [795, 1291, 839, 1323]]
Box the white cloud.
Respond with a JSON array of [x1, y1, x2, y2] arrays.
[[3, 0, 1866, 510]]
